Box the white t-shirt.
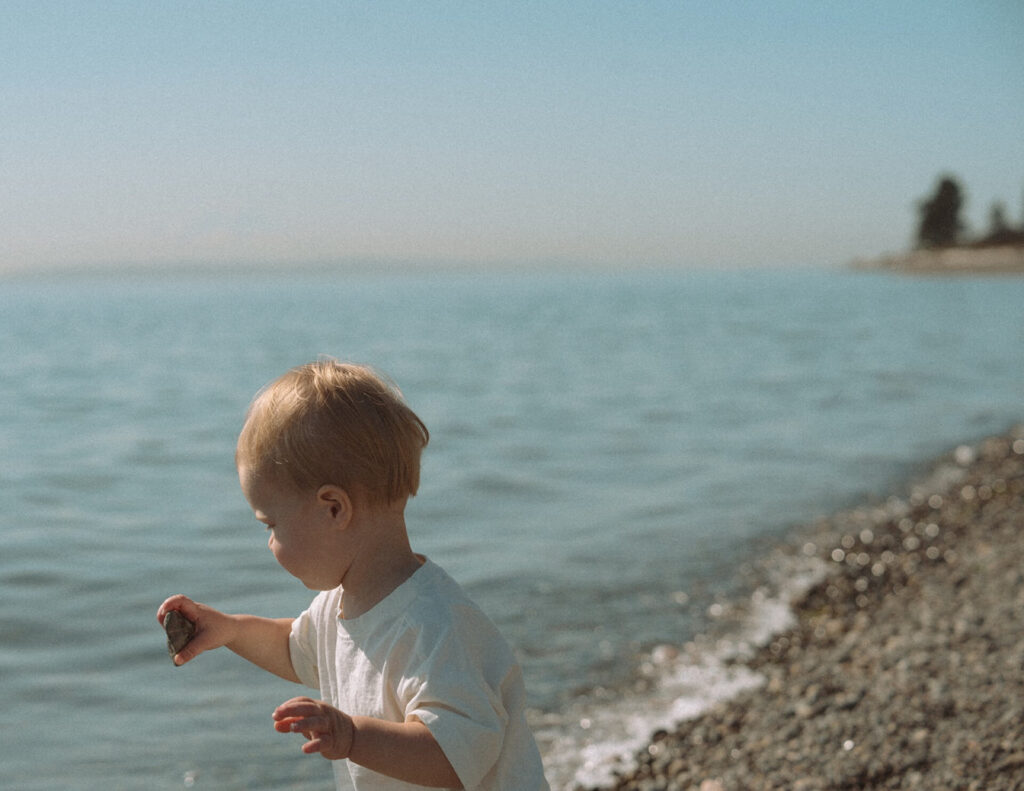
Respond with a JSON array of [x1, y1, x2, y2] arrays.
[[289, 559, 549, 791]]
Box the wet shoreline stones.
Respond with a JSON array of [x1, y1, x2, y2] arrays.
[[589, 427, 1024, 791]]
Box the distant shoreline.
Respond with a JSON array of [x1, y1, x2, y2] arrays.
[[851, 244, 1024, 274]]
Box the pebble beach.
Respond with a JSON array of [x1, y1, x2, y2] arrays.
[[589, 426, 1024, 791]]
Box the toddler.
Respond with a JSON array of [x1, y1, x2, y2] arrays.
[[158, 360, 548, 790]]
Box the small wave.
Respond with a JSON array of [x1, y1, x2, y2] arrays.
[[535, 551, 828, 791], [465, 471, 561, 500]]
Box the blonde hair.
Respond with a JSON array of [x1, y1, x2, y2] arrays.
[[237, 360, 429, 506]]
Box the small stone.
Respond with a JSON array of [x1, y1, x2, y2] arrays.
[[997, 752, 1024, 771], [163, 610, 195, 662]]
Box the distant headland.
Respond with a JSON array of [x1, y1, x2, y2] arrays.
[[852, 244, 1024, 274], [852, 173, 1024, 274]]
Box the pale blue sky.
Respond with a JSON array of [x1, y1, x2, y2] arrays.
[[3, 1, 1023, 271]]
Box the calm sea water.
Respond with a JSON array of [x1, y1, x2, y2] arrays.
[[2, 267, 1022, 790]]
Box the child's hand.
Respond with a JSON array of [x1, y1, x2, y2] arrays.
[[273, 697, 354, 760], [156, 595, 237, 666]]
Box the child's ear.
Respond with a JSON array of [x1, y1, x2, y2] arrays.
[[316, 484, 353, 528]]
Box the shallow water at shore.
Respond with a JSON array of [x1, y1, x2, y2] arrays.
[[597, 428, 1024, 790], [1, 267, 1023, 789]]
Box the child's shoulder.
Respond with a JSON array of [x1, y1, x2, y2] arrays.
[[407, 560, 479, 618], [406, 561, 507, 642], [400, 562, 518, 681]]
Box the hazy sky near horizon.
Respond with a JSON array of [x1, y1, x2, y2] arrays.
[[3, 1, 1023, 272]]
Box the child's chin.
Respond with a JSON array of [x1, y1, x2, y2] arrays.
[[300, 577, 338, 591]]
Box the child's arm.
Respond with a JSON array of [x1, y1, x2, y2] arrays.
[[157, 595, 299, 684], [273, 696, 462, 789]]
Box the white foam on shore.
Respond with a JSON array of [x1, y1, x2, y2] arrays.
[[535, 554, 828, 790]]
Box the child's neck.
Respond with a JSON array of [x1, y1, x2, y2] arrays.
[[339, 506, 422, 620]]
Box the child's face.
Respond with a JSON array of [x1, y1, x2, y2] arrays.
[[238, 465, 346, 590]]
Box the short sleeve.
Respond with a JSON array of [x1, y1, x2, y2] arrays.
[[289, 604, 321, 690], [398, 607, 514, 790]]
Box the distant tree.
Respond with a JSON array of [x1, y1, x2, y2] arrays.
[[988, 201, 1009, 237], [916, 175, 964, 248], [979, 195, 1024, 247]]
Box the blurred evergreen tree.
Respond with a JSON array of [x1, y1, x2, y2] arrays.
[[916, 175, 964, 248], [979, 196, 1024, 246], [988, 201, 1009, 237]]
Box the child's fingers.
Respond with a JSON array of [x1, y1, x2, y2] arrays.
[[290, 716, 330, 735], [272, 697, 351, 760], [275, 713, 331, 740], [169, 623, 216, 666], [156, 594, 194, 624], [272, 696, 321, 720], [275, 714, 329, 754], [171, 642, 199, 666], [301, 738, 323, 755], [273, 716, 304, 733], [157, 596, 203, 666]]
